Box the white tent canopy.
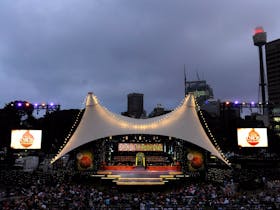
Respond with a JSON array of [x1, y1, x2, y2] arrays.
[[51, 92, 228, 164]]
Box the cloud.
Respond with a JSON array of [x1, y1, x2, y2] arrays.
[[0, 0, 279, 114]]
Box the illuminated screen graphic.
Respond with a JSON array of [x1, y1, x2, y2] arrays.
[[76, 151, 93, 170], [187, 150, 204, 171], [237, 128, 268, 147], [11, 130, 42, 149], [118, 143, 163, 152]]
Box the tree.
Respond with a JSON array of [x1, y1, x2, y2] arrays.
[[37, 109, 83, 153], [0, 101, 38, 148], [3, 100, 35, 127]]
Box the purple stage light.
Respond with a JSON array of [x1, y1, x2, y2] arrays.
[[17, 102, 22, 107], [234, 101, 239, 105]]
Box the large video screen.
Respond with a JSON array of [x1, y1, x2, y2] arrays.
[[237, 128, 268, 147], [11, 130, 42, 149]]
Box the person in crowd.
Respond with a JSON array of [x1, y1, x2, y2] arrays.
[[0, 166, 279, 209]]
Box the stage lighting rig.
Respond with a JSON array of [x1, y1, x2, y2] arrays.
[[33, 102, 60, 114], [9, 101, 60, 114]]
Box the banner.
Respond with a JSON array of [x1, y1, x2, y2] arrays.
[[118, 143, 163, 152]]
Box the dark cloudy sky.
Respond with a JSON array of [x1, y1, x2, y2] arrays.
[[1, 0, 279, 114]]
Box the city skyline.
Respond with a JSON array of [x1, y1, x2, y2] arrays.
[[1, 0, 280, 114]]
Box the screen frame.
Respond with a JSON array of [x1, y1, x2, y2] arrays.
[[237, 128, 268, 147], [11, 129, 42, 149]]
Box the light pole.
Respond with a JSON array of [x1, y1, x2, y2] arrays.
[[253, 26, 267, 114]]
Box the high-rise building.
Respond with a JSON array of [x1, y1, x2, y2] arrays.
[[265, 39, 280, 136], [148, 104, 171, 118], [185, 80, 214, 106], [266, 39, 280, 105], [122, 93, 146, 118]]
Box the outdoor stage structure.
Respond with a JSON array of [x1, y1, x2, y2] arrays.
[[51, 92, 230, 185]]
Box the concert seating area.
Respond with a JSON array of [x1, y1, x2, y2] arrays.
[[0, 168, 279, 209]]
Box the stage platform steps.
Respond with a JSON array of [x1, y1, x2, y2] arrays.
[[97, 167, 183, 186], [116, 177, 164, 185]]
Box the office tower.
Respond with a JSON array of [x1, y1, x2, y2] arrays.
[[126, 93, 145, 118], [185, 80, 214, 106], [266, 39, 280, 136], [266, 39, 280, 105], [149, 104, 171, 118]]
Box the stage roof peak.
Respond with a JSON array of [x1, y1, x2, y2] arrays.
[[51, 92, 229, 165]]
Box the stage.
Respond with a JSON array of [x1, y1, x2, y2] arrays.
[[96, 165, 185, 186]]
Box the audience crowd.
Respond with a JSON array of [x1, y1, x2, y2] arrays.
[[0, 165, 279, 210]]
